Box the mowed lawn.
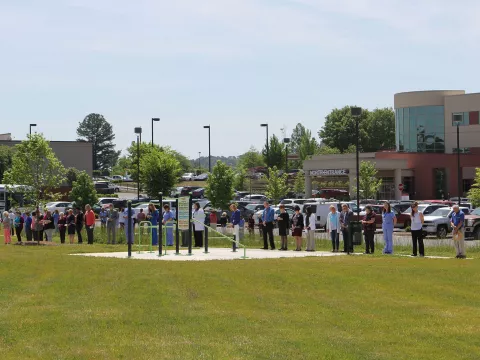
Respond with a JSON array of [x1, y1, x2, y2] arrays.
[[0, 244, 479, 360]]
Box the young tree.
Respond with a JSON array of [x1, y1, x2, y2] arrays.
[[237, 147, 265, 170], [205, 161, 235, 210], [298, 129, 318, 161], [262, 135, 285, 170], [265, 166, 289, 204], [70, 171, 98, 209], [293, 170, 305, 195], [353, 161, 383, 200], [66, 167, 80, 186], [3, 134, 66, 206], [77, 113, 120, 171], [139, 149, 181, 198], [468, 168, 480, 208], [233, 168, 247, 191], [111, 156, 131, 177], [0, 145, 14, 182]]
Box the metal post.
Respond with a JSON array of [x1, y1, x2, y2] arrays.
[[188, 194, 193, 255], [232, 235, 237, 252], [204, 226, 209, 253], [158, 193, 163, 256], [204, 125, 211, 172], [137, 135, 140, 200], [261, 123, 269, 178], [175, 197, 180, 255], [127, 201, 132, 258], [457, 125, 461, 205]]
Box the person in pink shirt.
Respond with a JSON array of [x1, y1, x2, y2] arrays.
[[2, 211, 12, 244]]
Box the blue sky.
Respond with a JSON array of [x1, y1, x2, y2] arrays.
[[1, 0, 479, 159]]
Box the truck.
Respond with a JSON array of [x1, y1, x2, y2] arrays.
[[465, 207, 480, 240]]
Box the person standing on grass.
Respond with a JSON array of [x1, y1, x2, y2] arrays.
[[192, 202, 205, 247], [53, 209, 59, 234], [162, 204, 175, 246], [85, 204, 95, 245], [219, 212, 228, 234], [248, 213, 255, 235], [147, 203, 159, 246], [9, 209, 15, 237], [209, 210, 217, 231], [66, 209, 76, 244], [2, 211, 12, 244], [451, 205, 466, 259], [382, 201, 396, 255], [410, 202, 425, 257], [43, 210, 55, 241], [305, 206, 316, 252], [35, 209, 44, 241], [58, 212, 67, 244], [230, 203, 241, 248], [106, 204, 118, 245], [277, 204, 290, 251], [99, 208, 107, 232], [25, 211, 33, 241], [327, 205, 340, 252], [136, 208, 146, 236], [339, 203, 354, 253], [262, 201, 275, 250], [291, 205, 304, 251], [362, 205, 376, 254], [14, 211, 24, 243], [75, 207, 84, 244]]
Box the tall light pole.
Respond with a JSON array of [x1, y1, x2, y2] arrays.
[[351, 107, 362, 218], [203, 125, 211, 172], [198, 152, 201, 170], [284, 138, 290, 185], [151, 118, 160, 147], [29, 124, 37, 136], [261, 123, 269, 178], [453, 114, 463, 205], [134, 127, 142, 200]]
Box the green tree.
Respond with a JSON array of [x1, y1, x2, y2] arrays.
[[298, 129, 318, 161], [111, 156, 131, 177], [362, 108, 395, 152], [77, 113, 120, 171], [0, 145, 14, 182], [262, 135, 285, 170], [139, 148, 181, 198], [205, 161, 235, 210], [290, 123, 306, 155], [353, 161, 383, 200], [3, 134, 66, 206], [233, 168, 247, 191], [468, 168, 480, 207], [66, 167, 80, 186], [70, 171, 98, 209], [237, 147, 265, 170], [316, 144, 356, 155], [293, 170, 305, 195], [265, 166, 289, 204]]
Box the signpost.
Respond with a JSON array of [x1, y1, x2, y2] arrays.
[[398, 184, 404, 192], [177, 196, 190, 230]]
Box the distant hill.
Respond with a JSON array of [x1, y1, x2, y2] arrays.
[[190, 155, 238, 169]]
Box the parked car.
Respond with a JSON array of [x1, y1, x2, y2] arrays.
[[111, 175, 124, 182], [94, 181, 115, 195], [45, 201, 73, 214], [393, 203, 412, 213], [234, 191, 250, 200], [404, 203, 449, 217], [240, 194, 267, 203], [194, 173, 209, 181], [192, 188, 205, 199], [180, 186, 201, 196], [422, 207, 470, 238], [465, 207, 480, 240], [181, 173, 195, 181], [254, 207, 295, 225], [244, 203, 265, 218], [93, 197, 121, 213], [352, 204, 409, 229]]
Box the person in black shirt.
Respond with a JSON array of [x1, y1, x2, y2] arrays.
[[362, 205, 376, 254], [291, 205, 304, 251], [58, 212, 67, 244], [75, 207, 84, 244], [277, 204, 290, 250], [66, 209, 76, 244]]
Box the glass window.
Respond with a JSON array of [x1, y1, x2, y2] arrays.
[[469, 111, 479, 125]]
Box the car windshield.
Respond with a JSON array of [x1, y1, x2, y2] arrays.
[[405, 205, 428, 213], [471, 208, 480, 216], [46, 202, 56, 207], [246, 204, 257, 210], [429, 208, 451, 217]]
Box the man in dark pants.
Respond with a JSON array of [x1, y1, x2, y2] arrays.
[[262, 201, 275, 250], [75, 207, 84, 244], [85, 204, 95, 245], [339, 203, 354, 253]]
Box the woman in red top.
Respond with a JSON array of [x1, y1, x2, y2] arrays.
[[85, 204, 96, 245]]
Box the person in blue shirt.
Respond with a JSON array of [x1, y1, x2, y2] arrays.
[[162, 204, 175, 246], [25, 211, 33, 241], [147, 203, 159, 246], [53, 210, 60, 234], [450, 205, 466, 259], [230, 203, 241, 248], [382, 202, 397, 254], [262, 201, 275, 250]]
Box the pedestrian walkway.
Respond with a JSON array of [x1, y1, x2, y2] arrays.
[[73, 248, 346, 261]]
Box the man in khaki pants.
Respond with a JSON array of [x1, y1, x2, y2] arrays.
[[450, 205, 466, 259]]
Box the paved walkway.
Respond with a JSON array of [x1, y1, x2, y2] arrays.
[[73, 248, 346, 261]]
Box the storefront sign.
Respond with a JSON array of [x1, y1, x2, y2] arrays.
[[309, 169, 349, 176], [177, 197, 190, 230]]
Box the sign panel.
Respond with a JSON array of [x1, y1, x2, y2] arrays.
[[177, 197, 190, 230], [398, 184, 404, 191], [287, 154, 300, 160], [309, 169, 349, 176]]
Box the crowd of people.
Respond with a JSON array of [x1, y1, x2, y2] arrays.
[[1, 199, 469, 258]]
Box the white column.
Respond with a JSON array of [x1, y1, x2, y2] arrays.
[[348, 171, 356, 199], [394, 168, 402, 200], [305, 174, 312, 198]]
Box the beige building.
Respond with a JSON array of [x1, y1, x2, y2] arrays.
[[0, 139, 93, 175]]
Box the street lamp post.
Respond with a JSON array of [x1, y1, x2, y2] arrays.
[[198, 152, 201, 170], [351, 107, 362, 219], [29, 124, 37, 136], [453, 114, 463, 205], [151, 118, 160, 147], [260, 123, 269, 177], [134, 127, 142, 200], [203, 125, 211, 172], [284, 138, 290, 185]]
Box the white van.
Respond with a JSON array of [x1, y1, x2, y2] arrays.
[[303, 202, 335, 229]]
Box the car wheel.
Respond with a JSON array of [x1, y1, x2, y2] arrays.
[[474, 227, 480, 240], [436, 226, 447, 239]]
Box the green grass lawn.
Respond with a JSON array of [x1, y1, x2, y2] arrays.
[[1, 234, 480, 359]]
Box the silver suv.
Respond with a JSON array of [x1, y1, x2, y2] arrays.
[[422, 207, 470, 238]]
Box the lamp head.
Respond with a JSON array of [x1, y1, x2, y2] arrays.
[[350, 107, 362, 117], [152, 118, 160, 122], [134, 127, 142, 134]]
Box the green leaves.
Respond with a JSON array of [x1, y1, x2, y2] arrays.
[[468, 168, 480, 207], [0, 145, 14, 182], [3, 133, 66, 206], [70, 171, 98, 209], [265, 166, 289, 204], [352, 161, 383, 200], [139, 148, 181, 198], [262, 135, 285, 170], [205, 161, 235, 210], [237, 147, 265, 171]]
